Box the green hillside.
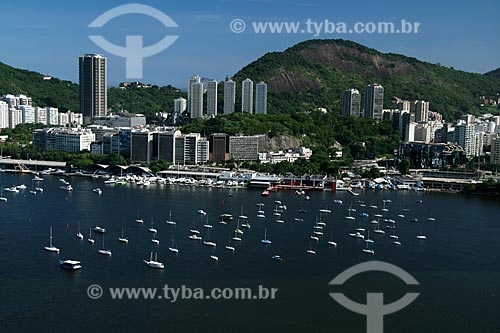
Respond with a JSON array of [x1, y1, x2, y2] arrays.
[[230, 39, 500, 120], [0, 62, 185, 119]]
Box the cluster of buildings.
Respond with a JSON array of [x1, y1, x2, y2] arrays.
[[0, 94, 83, 129], [32, 126, 312, 165], [342, 84, 385, 119], [175, 76, 268, 120]]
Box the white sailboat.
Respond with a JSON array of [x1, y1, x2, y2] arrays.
[[239, 205, 248, 219], [345, 205, 356, 220], [362, 241, 375, 254], [44, 226, 60, 252], [135, 210, 144, 224], [152, 232, 160, 244], [203, 228, 216, 247], [168, 236, 179, 253], [143, 252, 164, 269], [118, 227, 129, 243], [98, 234, 112, 255], [148, 218, 158, 233], [76, 222, 84, 240], [306, 242, 316, 254], [416, 221, 427, 240], [0, 187, 7, 202], [328, 230, 337, 247], [88, 228, 95, 244], [165, 209, 176, 225]]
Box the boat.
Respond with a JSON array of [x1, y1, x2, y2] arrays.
[[225, 244, 236, 251], [203, 228, 217, 247], [328, 231, 337, 247], [169, 236, 179, 253], [238, 205, 248, 219], [261, 190, 270, 196], [197, 209, 207, 216], [232, 228, 242, 241], [271, 255, 283, 262], [373, 223, 385, 234], [261, 229, 272, 244], [143, 252, 164, 269], [362, 241, 375, 255], [152, 233, 160, 244], [319, 208, 332, 213], [76, 222, 84, 240], [416, 235, 427, 240], [98, 235, 112, 255], [306, 242, 316, 254], [92, 188, 102, 195], [4, 187, 19, 193], [118, 227, 129, 243], [427, 216, 436, 222], [135, 211, 144, 224], [394, 241, 402, 246], [165, 209, 176, 225], [87, 228, 95, 244], [345, 206, 356, 220], [0, 187, 7, 202], [148, 219, 158, 233], [349, 232, 365, 239], [16, 184, 27, 190], [305, 196, 311, 201], [189, 234, 202, 240], [35, 187, 44, 192], [275, 219, 284, 223], [333, 199, 343, 204], [257, 214, 265, 218], [93, 226, 106, 234], [60, 184, 73, 191], [59, 260, 82, 270], [364, 231, 374, 244], [33, 176, 44, 181], [241, 223, 251, 229], [294, 218, 304, 222], [44, 226, 60, 252], [416, 220, 427, 239]]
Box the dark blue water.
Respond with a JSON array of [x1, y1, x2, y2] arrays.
[[1, 173, 499, 332]]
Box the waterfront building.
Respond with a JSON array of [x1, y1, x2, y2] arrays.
[[255, 82, 268, 115], [229, 135, 259, 161], [490, 137, 500, 165], [102, 132, 121, 155], [223, 79, 236, 115], [209, 133, 230, 163], [241, 78, 254, 114], [32, 128, 95, 153], [158, 129, 182, 163], [206, 80, 218, 117], [364, 84, 384, 119], [342, 89, 361, 117], [79, 54, 107, 125], [131, 129, 156, 163]]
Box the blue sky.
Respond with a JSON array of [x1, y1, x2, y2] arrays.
[[0, 0, 498, 88]]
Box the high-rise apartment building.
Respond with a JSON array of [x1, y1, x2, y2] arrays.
[[79, 54, 107, 125], [241, 78, 254, 114], [223, 79, 236, 115], [206, 80, 218, 117], [342, 89, 361, 117], [364, 84, 384, 119], [255, 82, 268, 115]]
